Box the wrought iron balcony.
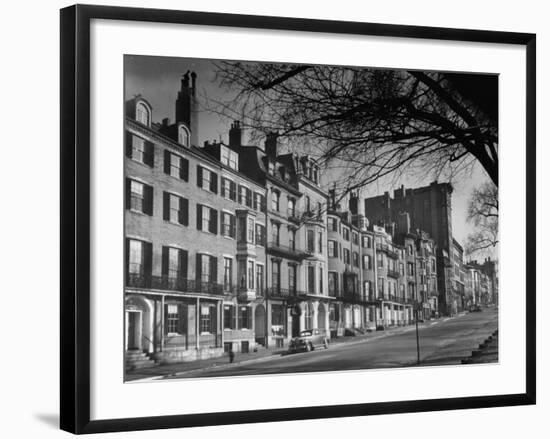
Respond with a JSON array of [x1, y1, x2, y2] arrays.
[[387, 268, 401, 279], [376, 243, 399, 259], [267, 243, 310, 260], [267, 287, 307, 299], [126, 273, 225, 296]]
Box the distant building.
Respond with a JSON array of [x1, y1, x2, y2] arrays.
[[364, 182, 457, 315]]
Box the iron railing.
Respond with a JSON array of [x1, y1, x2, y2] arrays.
[[126, 273, 225, 295]]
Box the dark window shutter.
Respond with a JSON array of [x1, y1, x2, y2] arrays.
[[197, 165, 203, 188], [210, 256, 218, 283], [181, 158, 189, 181], [125, 131, 133, 158], [145, 141, 155, 167], [210, 172, 218, 194], [196, 253, 202, 282], [196, 204, 202, 230], [143, 184, 154, 215], [161, 246, 169, 276], [209, 209, 218, 234], [177, 304, 186, 334], [143, 241, 153, 286], [164, 150, 171, 174], [163, 191, 170, 221], [220, 210, 225, 234], [124, 238, 129, 284], [180, 198, 188, 226], [180, 250, 188, 279], [164, 304, 169, 335], [125, 178, 131, 210]]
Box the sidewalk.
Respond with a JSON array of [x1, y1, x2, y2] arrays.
[[125, 316, 452, 382]]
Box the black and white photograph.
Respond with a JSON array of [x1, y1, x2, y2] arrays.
[[123, 55, 500, 382]]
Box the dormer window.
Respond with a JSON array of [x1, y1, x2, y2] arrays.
[[178, 125, 190, 147], [220, 145, 238, 170], [136, 101, 150, 126]]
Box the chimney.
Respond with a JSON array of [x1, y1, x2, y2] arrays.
[[162, 117, 170, 127], [175, 71, 199, 146], [349, 191, 359, 215], [229, 121, 242, 147], [328, 188, 336, 210], [265, 132, 278, 159]]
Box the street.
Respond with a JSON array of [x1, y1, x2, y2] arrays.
[[162, 307, 498, 379]]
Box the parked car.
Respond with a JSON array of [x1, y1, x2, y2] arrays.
[[470, 305, 482, 312], [289, 329, 329, 353]]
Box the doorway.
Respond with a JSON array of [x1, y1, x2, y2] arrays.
[[126, 310, 142, 350]]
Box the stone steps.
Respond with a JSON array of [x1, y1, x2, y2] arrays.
[[125, 350, 157, 370], [461, 330, 498, 364]]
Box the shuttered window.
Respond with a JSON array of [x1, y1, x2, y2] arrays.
[[163, 192, 188, 226], [126, 178, 153, 215]]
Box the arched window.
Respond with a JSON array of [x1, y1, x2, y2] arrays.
[[178, 125, 190, 147], [136, 102, 150, 126]]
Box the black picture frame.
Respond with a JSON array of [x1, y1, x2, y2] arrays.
[[60, 4, 536, 434]]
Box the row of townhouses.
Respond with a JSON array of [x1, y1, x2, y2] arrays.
[[124, 73, 495, 369]]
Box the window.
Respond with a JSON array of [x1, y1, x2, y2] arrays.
[[305, 195, 311, 213], [166, 304, 180, 334], [200, 304, 215, 334], [223, 258, 232, 292], [221, 177, 237, 201], [223, 305, 235, 330], [255, 224, 266, 246], [328, 240, 338, 258], [377, 252, 384, 268], [289, 228, 296, 250], [328, 272, 339, 296], [287, 198, 296, 217], [238, 306, 251, 330], [317, 201, 322, 218], [162, 246, 187, 280], [363, 254, 372, 270], [127, 134, 154, 166], [178, 125, 190, 147], [318, 232, 323, 254], [271, 190, 280, 211], [247, 261, 255, 290], [307, 266, 315, 294], [400, 263, 405, 276], [364, 281, 371, 298], [378, 278, 385, 297], [239, 185, 252, 207], [344, 248, 351, 265], [254, 193, 266, 212], [196, 205, 218, 234], [288, 265, 296, 293], [247, 218, 255, 243], [271, 223, 280, 246], [126, 179, 153, 215], [200, 255, 211, 283], [238, 259, 247, 289], [407, 262, 415, 276], [220, 145, 238, 170], [408, 244, 414, 255], [197, 166, 218, 194], [307, 230, 315, 253], [136, 102, 150, 126], [400, 284, 405, 298], [221, 212, 236, 238], [163, 150, 189, 181], [352, 232, 359, 245], [343, 228, 350, 241], [256, 265, 264, 295], [353, 252, 359, 267], [328, 217, 338, 231], [128, 239, 143, 275], [362, 235, 371, 248], [319, 267, 323, 294], [272, 260, 280, 292], [163, 192, 188, 226]]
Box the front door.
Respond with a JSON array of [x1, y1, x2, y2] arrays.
[[291, 314, 301, 337], [127, 311, 141, 350]]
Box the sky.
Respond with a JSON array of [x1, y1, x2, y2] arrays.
[[125, 55, 495, 256]]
